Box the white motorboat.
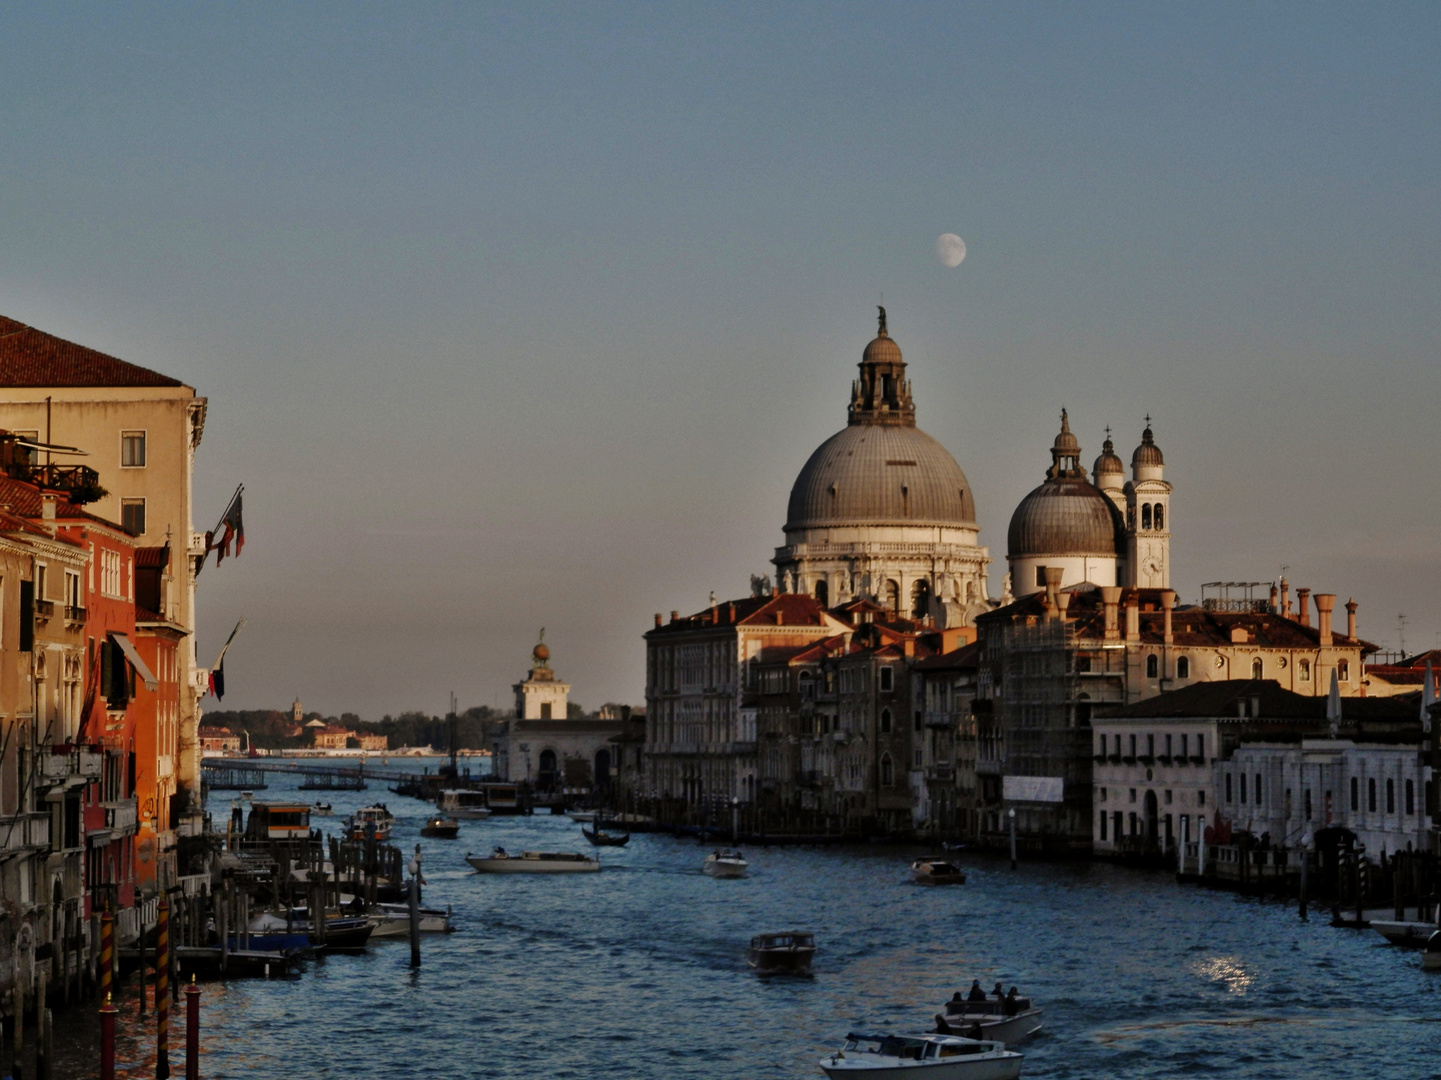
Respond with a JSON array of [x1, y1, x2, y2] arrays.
[[566, 809, 597, 823], [911, 859, 966, 886], [347, 804, 395, 842], [937, 996, 1043, 1045], [1371, 917, 1441, 947], [465, 848, 600, 874], [366, 903, 455, 937], [819, 1034, 1022, 1079], [311, 801, 333, 817], [438, 789, 493, 819], [703, 849, 749, 878], [1423, 931, 1441, 971]]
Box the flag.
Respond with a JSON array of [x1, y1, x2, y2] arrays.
[[207, 618, 246, 701], [216, 493, 244, 565]]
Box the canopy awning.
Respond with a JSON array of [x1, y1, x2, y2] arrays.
[[109, 632, 158, 692]]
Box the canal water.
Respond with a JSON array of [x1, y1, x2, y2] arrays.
[[55, 760, 1440, 1078]]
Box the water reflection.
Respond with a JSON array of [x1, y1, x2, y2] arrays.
[[1191, 955, 1258, 996]]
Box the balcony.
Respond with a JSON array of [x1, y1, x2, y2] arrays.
[[64, 604, 86, 626], [104, 798, 139, 837], [0, 812, 51, 854], [39, 747, 104, 784], [925, 764, 956, 783], [34, 599, 54, 621]]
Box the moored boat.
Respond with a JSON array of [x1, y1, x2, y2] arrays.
[[421, 815, 460, 838], [311, 801, 333, 817], [911, 859, 966, 886], [366, 903, 455, 937], [566, 809, 597, 823], [465, 847, 600, 873], [582, 822, 631, 846], [1423, 930, 1441, 971], [937, 996, 1043, 1045], [819, 1033, 1022, 1079], [347, 804, 395, 842], [747, 931, 815, 974], [1371, 917, 1441, 947], [438, 789, 493, 819], [703, 849, 749, 878]]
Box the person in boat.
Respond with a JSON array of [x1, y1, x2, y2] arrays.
[[492, 846, 507, 858], [992, 982, 1005, 1000], [967, 979, 987, 1001], [1004, 987, 1020, 1016], [934, 1013, 953, 1034]]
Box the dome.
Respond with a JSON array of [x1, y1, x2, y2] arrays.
[[1093, 434, 1125, 481], [1007, 479, 1125, 558], [1132, 425, 1163, 468], [786, 424, 975, 530], [861, 333, 903, 366], [532, 642, 550, 663]]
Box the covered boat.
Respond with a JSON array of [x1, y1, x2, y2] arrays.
[[819, 1034, 1021, 1079], [747, 931, 815, 974], [703, 850, 750, 878], [937, 996, 1043, 1045], [347, 804, 395, 842], [438, 789, 493, 819], [465, 848, 600, 874], [911, 860, 966, 886], [421, 815, 460, 838]]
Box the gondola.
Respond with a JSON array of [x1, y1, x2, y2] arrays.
[[582, 821, 631, 847]]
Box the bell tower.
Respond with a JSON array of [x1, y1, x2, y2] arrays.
[[848, 306, 915, 427], [1124, 419, 1171, 588]]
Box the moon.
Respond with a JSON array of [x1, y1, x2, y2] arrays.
[[936, 233, 966, 268]]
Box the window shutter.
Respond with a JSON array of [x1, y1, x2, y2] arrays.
[[19, 579, 33, 652]]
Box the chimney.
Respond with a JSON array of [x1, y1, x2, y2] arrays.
[[670, 610, 679, 623], [775, 609, 784, 626], [1280, 577, 1291, 619], [1056, 591, 1071, 620], [1100, 586, 1122, 642], [1124, 591, 1140, 643], [771, 586, 779, 598], [41, 493, 57, 521], [1296, 588, 1311, 627], [654, 613, 662, 628], [1315, 593, 1335, 647], [903, 638, 915, 658], [1268, 584, 1278, 612], [727, 601, 736, 624], [1161, 589, 1175, 645], [1344, 598, 1357, 640]]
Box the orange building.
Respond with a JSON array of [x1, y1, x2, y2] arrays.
[[134, 542, 186, 891]]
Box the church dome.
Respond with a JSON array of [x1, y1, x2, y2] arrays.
[[861, 333, 903, 366], [1007, 480, 1125, 558], [1132, 425, 1164, 468], [1093, 433, 1125, 483], [786, 423, 975, 530]]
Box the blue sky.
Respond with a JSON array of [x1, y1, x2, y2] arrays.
[[3, 4, 1438, 713]]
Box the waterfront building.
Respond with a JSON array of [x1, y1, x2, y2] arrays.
[[311, 725, 353, 749], [772, 310, 993, 625], [911, 639, 982, 835], [133, 542, 186, 891], [0, 316, 209, 824], [974, 576, 1378, 854], [493, 638, 623, 793], [355, 733, 388, 752], [1361, 649, 1441, 698], [198, 726, 242, 753]]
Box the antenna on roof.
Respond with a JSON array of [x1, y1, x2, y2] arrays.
[[1398, 613, 1408, 656]]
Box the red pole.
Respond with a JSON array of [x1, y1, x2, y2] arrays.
[[184, 976, 200, 1080], [99, 908, 114, 1003], [100, 993, 118, 1080], [157, 895, 170, 1079]]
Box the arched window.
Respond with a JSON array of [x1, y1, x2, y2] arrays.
[[1154, 505, 1164, 530], [884, 580, 900, 613], [814, 579, 828, 606], [1251, 658, 1263, 679], [1299, 659, 1311, 682], [1177, 657, 1190, 679], [910, 578, 931, 620], [879, 708, 892, 733], [1146, 654, 1159, 678], [538, 749, 558, 793], [880, 754, 894, 787], [1254, 774, 1262, 806], [1141, 504, 1152, 530], [1386, 778, 1395, 814]]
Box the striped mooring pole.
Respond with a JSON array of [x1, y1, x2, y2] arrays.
[[157, 895, 170, 1079], [100, 993, 118, 1080], [184, 976, 201, 1080], [99, 908, 114, 1004]]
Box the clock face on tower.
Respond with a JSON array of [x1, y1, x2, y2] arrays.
[[1142, 556, 1162, 579]]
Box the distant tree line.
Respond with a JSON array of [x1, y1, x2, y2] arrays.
[[201, 704, 512, 751]]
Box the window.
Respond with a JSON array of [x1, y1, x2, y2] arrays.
[[1197, 789, 1205, 807], [1035, 566, 1047, 588], [880, 754, 894, 787], [1368, 777, 1376, 812], [1154, 505, 1164, 530], [1146, 654, 1159, 678], [879, 709, 892, 734], [1251, 658, 1263, 679], [1254, 774, 1262, 806], [121, 431, 147, 467], [1141, 503, 1152, 530], [1180, 734, 1188, 758], [1350, 777, 1359, 811], [1129, 788, 1137, 803], [1099, 811, 1107, 841], [1147, 734, 1155, 758], [35, 563, 47, 601], [1164, 789, 1173, 805], [540, 702, 552, 719], [1225, 773, 1233, 802], [65, 571, 81, 611], [1386, 778, 1395, 814], [1304, 788, 1312, 819], [1338, 660, 1350, 681], [1099, 787, 1107, 801], [1299, 659, 1311, 682], [1129, 734, 1137, 758], [1196, 734, 1204, 759], [1165, 734, 1173, 757], [1177, 657, 1189, 679], [879, 666, 894, 693], [1239, 773, 1246, 804], [1406, 779, 1415, 816], [121, 499, 146, 536]]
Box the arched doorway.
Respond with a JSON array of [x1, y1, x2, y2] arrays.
[[813, 579, 828, 606], [594, 748, 612, 790], [884, 580, 900, 613], [1144, 790, 1159, 849], [910, 578, 931, 619], [538, 749, 557, 792]]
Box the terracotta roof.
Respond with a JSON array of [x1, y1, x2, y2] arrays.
[[913, 639, 983, 672], [1098, 679, 1416, 723], [0, 316, 184, 388], [136, 546, 170, 569], [648, 592, 838, 636]]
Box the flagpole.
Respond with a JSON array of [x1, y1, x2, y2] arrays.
[[197, 483, 244, 574]]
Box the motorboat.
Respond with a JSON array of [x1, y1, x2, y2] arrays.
[[305, 915, 375, 951], [819, 1033, 1022, 1079], [911, 859, 966, 885], [347, 805, 395, 842], [465, 848, 601, 874], [366, 903, 455, 937], [1371, 917, 1441, 948], [1423, 931, 1441, 971], [582, 822, 631, 846], [937, 996, 1043, 1045], [566, 809, 597, 823], [421, 815, 460, 838], [703, 850, 750, 878], [230, 912, 312, 953], [438, 789, 493, 819], [311, 801, 333, 817], [747, 931, 815, 974]]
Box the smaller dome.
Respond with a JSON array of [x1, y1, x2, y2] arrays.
[[1132, 425, 1164, 468], [1052, 408, 1080, 454], [862, 333, 903, 366], [1093, 433, 1125, 479], [1008, 480, 1125, 559]]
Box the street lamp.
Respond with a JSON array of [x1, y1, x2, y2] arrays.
[[1008, 807, 1017, 870]]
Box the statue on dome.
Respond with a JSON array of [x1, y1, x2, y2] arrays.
[[782, 569, 795, 594], [877, 304, 888, 336]]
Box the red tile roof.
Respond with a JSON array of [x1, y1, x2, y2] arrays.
[[0, 476, 121, 533], [0, 316, 185, 388]]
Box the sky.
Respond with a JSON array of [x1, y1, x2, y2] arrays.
[[2, 3, 1438, 717]]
